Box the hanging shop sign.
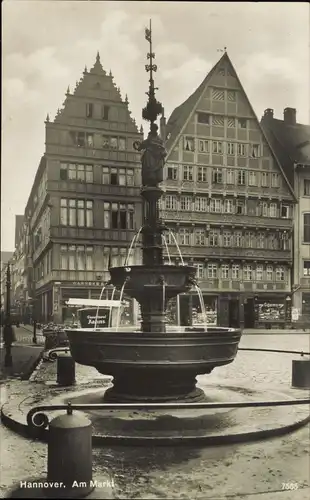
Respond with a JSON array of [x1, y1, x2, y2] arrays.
[[79, 308, 110, 328]]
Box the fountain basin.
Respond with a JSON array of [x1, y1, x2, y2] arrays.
[[109, 265, 196, 298], [65, 326, 242, 402]]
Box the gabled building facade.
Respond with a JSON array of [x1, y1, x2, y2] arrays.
[[261, 108, 310, 325], [25, 54, 143, 324], [160, 52, 296, 328]]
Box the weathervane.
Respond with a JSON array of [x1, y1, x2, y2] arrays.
[[217, 46, 227, 53], [142, 19, 163, 128]]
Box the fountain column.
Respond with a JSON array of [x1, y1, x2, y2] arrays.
[[134, 21, 168, 334]]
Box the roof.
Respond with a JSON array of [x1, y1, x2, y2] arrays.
[[165, 52, 296, 200], [261, 116, 310, 189], [165, 52, 227, 152]]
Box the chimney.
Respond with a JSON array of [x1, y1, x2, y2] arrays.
[[283, 107, 296, 125], [263, 108, 274, 121]]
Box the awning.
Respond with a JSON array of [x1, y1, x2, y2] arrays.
[[66, 298, 122, 308]]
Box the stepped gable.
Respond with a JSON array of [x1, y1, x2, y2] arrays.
[[53, 52, 139, 134]]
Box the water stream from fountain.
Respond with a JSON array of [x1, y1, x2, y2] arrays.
[[115, 281, 127, 331], [194, 284, 208, 325], [94, 283, 109, 330], [168, 229, 184, 265], [124, 227, 143, 267], [162, 234, 172, 264]]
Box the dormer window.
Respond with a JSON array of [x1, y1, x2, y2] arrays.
[[197, 112, 210, 124]]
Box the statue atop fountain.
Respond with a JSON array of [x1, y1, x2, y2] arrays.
[[134, 123, 167, 187]]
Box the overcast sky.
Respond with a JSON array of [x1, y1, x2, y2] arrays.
[[2, 1, 309, 251]]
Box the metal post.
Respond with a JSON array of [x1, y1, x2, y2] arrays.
[[4, 264, 13, 368]]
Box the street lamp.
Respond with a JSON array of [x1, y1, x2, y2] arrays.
[[28, 296, 37, 344]]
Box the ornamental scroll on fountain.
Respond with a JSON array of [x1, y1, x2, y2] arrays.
[[66, 21, 242, 403]]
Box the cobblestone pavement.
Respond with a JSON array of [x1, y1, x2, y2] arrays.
[[0, 334, 309, 499]]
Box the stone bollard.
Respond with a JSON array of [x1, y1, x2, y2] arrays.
[[47, 405, 94, 498], [292, 354, 310, 389], [57, 351, 76, 386]]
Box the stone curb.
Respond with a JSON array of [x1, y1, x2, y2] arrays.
[[1, 399, 309, 447]]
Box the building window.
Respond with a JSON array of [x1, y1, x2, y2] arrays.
[[223, 199, 234, 214], [227, 90, 236, 101], [243, 265, 253, 280], [304, 213, 310, 243], [234, 231, 242, 247], [257, 233, 265, 249], [249, 171, 258, 186], [110, 137, 118, 149], [103, 167, 134, 186], [102, 136, 109, 148], [197, 112, 210, 124], [212, 141, 223, 154], [222, 231, 232, 247], [87, 134, 94, 147], [195, 229, 205, 245], [194, 263, 204, 279], [261, 172, 269, 187], [180, 196, 192, 211], [226, 169, 235, 184], [119, 137, 126, 150], [221, 264, 229, 279], [250, 144, 260, 158], [165, 195, 178, 210], [167, 164, 178, 180], [227, 118, 235, 128], [281, 205, 290, 218], [266, 265, 273, 281], [212, 115, 225, 127], [60, 245, 94, 270], [195, 197, 208, 212], [209, 230, 219, 246], [304, 180, 310, 196], [103, 202, 110, 228], [227, 143, 235, 155], [256, 265, 263, 281], [207, 264, 218, 278], [237, 143, 247, 156], [110, 203, 134, 230], [212, 88, 224, 100], [270, 203, 277, 218], [236, 200, 245, 215], [184, 137, 195, 151], [179, 228, 191, 245], [86, 103, 93, 118], [77, 132, 85, 147], [276, 266, 285, 281], [303, 261, 310, 276], [237, 119, 247, 129], [198, 140, 209, 153], [232, 264, 240, 280], [212, 168, 223, 184], [210, 199, 222, 213], [244, 231, 255, 248], [102, 105, 110, 120], [271, 173, 280, 187], [197, 166, 208, 182], [237, 170, 246, 185], [183, 165, 193, 181]]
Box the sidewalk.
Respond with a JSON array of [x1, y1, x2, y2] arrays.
[[0, 344, 44, 382]]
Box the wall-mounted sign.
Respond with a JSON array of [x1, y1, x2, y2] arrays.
[[72, 281, 103, 286], [79, 308, 110, 328]]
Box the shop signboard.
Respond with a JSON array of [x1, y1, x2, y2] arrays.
[[79, 308, 110, 328]]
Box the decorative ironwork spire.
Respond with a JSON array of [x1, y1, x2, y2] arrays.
[[142, 19, 163, 129]]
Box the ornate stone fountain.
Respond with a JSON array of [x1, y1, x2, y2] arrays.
[[66, 22, 242, 403]]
